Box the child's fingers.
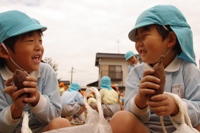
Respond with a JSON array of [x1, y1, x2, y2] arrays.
[[23, 81, 37, 88], [26, 76, 37, 82], [5, 76, 14, 86], [143, 69, 155, 76], [4, 86, 18, 96], [140, 74, 160, 93], [141, 75, 161, 85]]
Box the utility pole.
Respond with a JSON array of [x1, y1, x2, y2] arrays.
[[70, 67, 75, 84]]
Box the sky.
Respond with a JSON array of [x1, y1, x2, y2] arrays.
[[0, 0, 200, 86]]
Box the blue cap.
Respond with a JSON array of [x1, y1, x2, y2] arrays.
[[0, 10, 47, 43], [128, 5, 195, 65], [68, 83, 81, 92], [31, 18, 40, 24], [100, 76, 112, 90], [125, 51, 136, 61]]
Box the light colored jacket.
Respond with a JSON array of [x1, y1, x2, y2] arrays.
[[0, 63, 61, 133], [124, 57, 200, 132]]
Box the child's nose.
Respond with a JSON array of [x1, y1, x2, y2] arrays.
[[136, 40, 143, 47], [34, 41, 43, 50]]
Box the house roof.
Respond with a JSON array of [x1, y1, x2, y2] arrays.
[[59, 80, 70, 85], [95, 52, 125, 66], [87, 80, 98, 86]]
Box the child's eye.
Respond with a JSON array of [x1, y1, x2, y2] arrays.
[[135, 37, 140, 42], [142, 34, 147, 39], [135, 35, 146, 42], [27, 39, 34, 42]]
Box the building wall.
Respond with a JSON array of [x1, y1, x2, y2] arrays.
[[98, 58, 128, 87]]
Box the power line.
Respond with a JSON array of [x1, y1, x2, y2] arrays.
[[74, 68, 97, 76]]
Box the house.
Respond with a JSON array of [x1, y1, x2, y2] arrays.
[[87, 52, 129, 92], [59, 52, 140, 93]]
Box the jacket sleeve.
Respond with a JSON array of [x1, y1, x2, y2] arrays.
[[181, 62, 200, 127], [0, 90, 21, 133], [29, 63, 61, 123], [124, 63, 150, 123]]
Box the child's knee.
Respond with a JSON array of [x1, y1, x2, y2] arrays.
[[42, 118, 71, 132], [110, 111, 135, 123], [196, 124, 200, 131], [110, 111, 147, 133], [109, 111, 135, 131], [50, 118, 71, 128]]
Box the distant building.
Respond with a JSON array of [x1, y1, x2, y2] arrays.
[[87, 52, 130, 92], [62, 52, 140, 93]]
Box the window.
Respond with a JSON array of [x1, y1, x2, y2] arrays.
[[101, 65, 122, 81]]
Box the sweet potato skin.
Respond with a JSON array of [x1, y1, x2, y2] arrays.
[[13, 69, 28, 90], [149, 58, 166, 99]]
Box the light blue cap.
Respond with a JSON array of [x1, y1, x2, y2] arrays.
[[128, 5, 196, 65], [0, 10, 47, 43], [125, 51, 136, 61], [100, 76, 112, 90], [31, 18, 40, 24], [68, 83, 81, 92]]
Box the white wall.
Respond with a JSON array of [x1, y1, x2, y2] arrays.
[[98, 58, 128, 86]]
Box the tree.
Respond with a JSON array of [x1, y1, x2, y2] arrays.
[[42, 57, 58, 76]]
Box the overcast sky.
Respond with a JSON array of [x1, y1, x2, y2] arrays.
[[0, 0, 200, 86]]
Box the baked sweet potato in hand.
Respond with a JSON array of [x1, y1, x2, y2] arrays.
[[13, 69, 30, 97], [13, 69, 28, 89], [149, 56, 166, 100]]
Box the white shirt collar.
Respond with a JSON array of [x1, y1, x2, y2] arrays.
[[0, 66, 40, 80], [165, 56, 181, 72]]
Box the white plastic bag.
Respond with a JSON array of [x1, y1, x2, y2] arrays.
[[161, 92, 199, 133], [43, 87, 113, 133], [21, 111, 32, 133]]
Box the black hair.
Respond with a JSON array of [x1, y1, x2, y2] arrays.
[[0, 30, 43, 68]]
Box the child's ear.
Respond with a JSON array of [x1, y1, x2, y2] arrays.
[[167, 31, 177, 47], [0, 44, 9, 59]]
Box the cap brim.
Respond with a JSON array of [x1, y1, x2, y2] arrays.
[[128, 21, 157, 42], [10, 23, 47, 37]]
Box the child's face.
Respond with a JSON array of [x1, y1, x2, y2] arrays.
[[7, 31, 44, 72], [135, 25, 170, 65], [127, 56, 137, 65]]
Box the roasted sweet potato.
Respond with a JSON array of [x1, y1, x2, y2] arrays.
[[13, 69, 28, 90], [149, 56, 166, 99]]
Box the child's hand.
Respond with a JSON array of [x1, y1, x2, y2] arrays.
[[4, 77, 27, 119], [147, 93, 179, 116], [135, 69, 161, 109], [22, 76, 40, 107]]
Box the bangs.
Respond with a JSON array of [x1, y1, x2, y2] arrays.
[[19, 30, 43, 40], [135, 26, 151, 36]]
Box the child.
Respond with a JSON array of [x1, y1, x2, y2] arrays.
[[125, 51, 140, 73], [111, 84, 120, 98], [61, 82, 86, 125], [100, 76, 121, 121], [58, 82, 66, 96], [109, 5, 200, 133], [0, 10, 71, 133], [111, 84, 124, 110], [87, 92, 97, 111]]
